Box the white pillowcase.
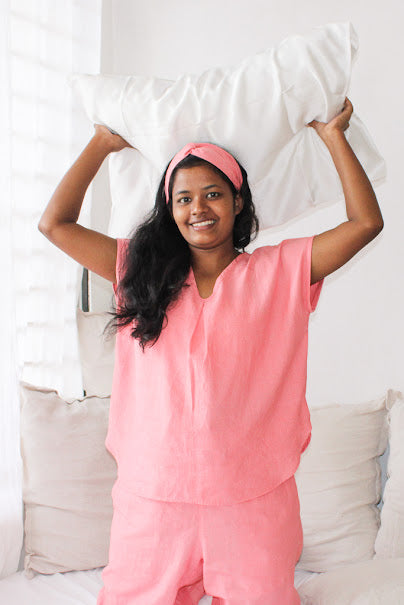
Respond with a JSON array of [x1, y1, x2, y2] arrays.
[[67, 21, 386, 237], [297, 558, 404, 605], [374, 390, 404, 558], [295, 393, 391, 572]]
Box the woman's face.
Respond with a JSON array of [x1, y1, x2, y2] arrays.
[[170, 165, 243, 253]]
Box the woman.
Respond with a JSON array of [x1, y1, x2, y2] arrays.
[[38, 97, 383, 605]]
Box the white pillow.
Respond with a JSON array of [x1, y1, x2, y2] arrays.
[[67, 21, 386, 237], [295, 393, 391, 572], [374, 390, 404, 558], [297, 558, 404, 605], [76, 308, 116, 397], [20, 380, 117, 577]]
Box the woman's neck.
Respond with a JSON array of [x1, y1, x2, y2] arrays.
[[190, 246, 241, 279]]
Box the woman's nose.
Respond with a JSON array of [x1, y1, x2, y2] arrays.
[[190, 196, 207, 212]]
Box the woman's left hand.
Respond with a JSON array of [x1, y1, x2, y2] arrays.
[[306, 97, 353, 143]]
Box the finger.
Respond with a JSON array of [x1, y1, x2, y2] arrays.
[[341, 102, 353, 117], [345, 97, 354, 111]]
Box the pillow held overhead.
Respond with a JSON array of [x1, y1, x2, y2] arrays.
[[67, 21, 386, 235]]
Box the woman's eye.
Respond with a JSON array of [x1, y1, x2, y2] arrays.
[[177, 192, 220, 203]]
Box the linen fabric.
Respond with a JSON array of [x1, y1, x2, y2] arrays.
[[19, 381, 117, 577], [374, 390, 404, 558], [294, 393, 390, 572], [97, 474, 303, 605], [106, 235, 323, 505], [67, 21, 386, 238]]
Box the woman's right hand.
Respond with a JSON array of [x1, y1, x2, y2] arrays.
[[93, 124, 135, 153]]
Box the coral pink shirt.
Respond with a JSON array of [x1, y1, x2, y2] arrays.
[[106, 235, 324, 505]]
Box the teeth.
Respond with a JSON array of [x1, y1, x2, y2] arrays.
[[192, 220, 215, 226]]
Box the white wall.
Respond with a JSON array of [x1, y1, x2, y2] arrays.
[[93, 0, 403, 405]]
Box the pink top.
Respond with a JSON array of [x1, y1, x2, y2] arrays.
[[106, 235, 324, 505]]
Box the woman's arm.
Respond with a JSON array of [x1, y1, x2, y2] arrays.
[[307, 98, 384, 285], [38, 125, 133, 283]]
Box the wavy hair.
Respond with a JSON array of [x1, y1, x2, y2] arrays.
[[103, 150, 259, 351]]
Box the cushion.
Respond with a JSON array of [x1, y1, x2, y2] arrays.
[[374, 389, 404, 558], [295, 392, 391, 572], [67, 21, 386, 238], [19, 380, 117, 577], [76, 308, 116, 397], [297, 558, 404, 604]]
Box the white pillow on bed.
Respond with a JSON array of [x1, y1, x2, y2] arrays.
[[67, 21, 386, 237], [19, 381, 117, 577], [295, 392, 392, 572]]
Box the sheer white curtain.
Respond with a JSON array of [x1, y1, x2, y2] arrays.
[[0, 0, 102, 578]]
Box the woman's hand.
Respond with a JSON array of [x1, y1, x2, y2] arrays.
[[306, 97, 353, 144], [93, 124, 135, 153]]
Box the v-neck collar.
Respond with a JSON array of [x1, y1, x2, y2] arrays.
[[188, 252, 248, 301]]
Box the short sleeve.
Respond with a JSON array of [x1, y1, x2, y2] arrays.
[[279, 235, 324, 314], [112, 238, 130, 302], [307, 235, 324, 313]]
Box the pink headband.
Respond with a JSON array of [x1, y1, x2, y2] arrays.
[[164, 142, 243, 203]]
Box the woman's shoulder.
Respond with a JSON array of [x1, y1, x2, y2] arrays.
[[251, 236, 313, 256], [248, 237, 315, 270], [249, 239, 283, 258]]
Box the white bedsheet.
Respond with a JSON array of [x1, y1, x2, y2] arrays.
[[0, 567, 317, 604]]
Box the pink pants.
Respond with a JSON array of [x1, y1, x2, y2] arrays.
[[97, 475, 303, 605]]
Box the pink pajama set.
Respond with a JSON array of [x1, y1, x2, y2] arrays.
[[97, 235, 324, 605]]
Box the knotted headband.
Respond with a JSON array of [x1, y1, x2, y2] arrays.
[[164, 142, 243, 203]]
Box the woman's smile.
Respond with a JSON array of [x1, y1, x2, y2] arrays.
[[190, 219, 217, 230]]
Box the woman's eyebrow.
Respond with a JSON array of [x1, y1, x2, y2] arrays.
[[175, 184, 221, 196]]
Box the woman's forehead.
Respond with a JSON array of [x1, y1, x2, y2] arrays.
[[172, 165, 227, 193]]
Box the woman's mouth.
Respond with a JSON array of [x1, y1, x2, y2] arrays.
[[190, 219, 216, 231]]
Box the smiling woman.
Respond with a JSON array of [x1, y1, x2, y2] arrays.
[[101, 143, 259, 351], [37, 116, 384, 604]]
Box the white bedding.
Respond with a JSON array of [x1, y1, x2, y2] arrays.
[[69, 21, 386, 238], [0, 567, 317, 604]]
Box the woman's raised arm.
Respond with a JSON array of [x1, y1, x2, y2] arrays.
[[306, 97, 384, 285], [38, 125, 133, 283]]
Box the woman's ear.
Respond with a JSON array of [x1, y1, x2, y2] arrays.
[[234, 193, 244, 214]]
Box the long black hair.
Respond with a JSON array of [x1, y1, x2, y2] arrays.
[[103, 150, 259, 351]]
